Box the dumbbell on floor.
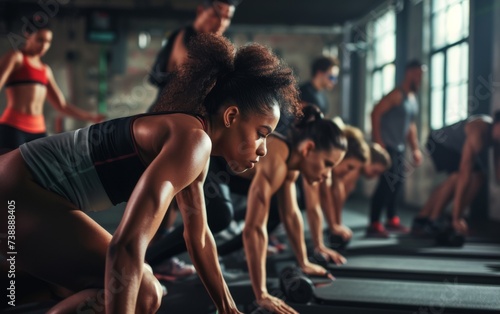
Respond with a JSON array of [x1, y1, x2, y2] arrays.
[[435, 227, 465, 247], [328, 233, 350, 250], [279, 266, 314, 304]]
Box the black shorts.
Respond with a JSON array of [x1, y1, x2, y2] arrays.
[[426, 135, 484, 174], [427, 140, 461, 174], [0, 124, 46, 150]]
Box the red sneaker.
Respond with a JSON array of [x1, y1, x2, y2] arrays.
[[385, 216, 410, 233], [366, 222, 389, 238], [269, 235, 287, 252]]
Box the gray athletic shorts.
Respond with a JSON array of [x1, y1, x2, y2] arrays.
[[19, 127, 113, 212]]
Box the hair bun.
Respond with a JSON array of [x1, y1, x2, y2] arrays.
[[295, 104, 324, 128]]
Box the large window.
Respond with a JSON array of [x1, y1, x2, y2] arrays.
[[365, 10, 396, 131], [430, 0, 469, 130]]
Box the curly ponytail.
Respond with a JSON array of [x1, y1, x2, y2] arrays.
[[154, 34, 301, 118], [154, 33, 234, 113]]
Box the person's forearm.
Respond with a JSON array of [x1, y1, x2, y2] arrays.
[[60, 103, 97, 121], [452, 171, 471, 221], [306, 203, 325, 249], [409, 139, 419, 152], [319, 180, 338, 232], [343, 177, 357, 199], [407, 135, 419, 151], [335, 200, 342, 225], [331, 180, 346, 225], [282, 207, 309, 267], [371, 114, 384, 145], [105, 246, 143, 313], [186, 230, 237, 312], [243, 224, 269, 300], [407, 124, 420, 151]]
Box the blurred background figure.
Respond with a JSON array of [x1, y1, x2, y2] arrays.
[[299, 56, 339, 115], [146, 0, 238, 113], [367, 60, 424, 238], [0, 19, 103, 153]]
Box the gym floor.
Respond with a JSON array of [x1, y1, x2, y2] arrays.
[[6, 197, 500, 314]]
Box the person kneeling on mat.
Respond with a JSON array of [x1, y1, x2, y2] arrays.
[[0, 33, 300, 314], [412, 112, 500, 238]]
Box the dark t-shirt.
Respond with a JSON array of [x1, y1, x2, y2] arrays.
[[148, 25, 197, 90], [147, 26, 197, 112], [276, 81, 329, 134], [299, 82, 329, 114]]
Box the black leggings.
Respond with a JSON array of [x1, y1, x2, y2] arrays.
[[216, 196, 280, 256], [0, 124, 46, 151], [369, 147, 406, 223], [145, 157, 282, 266]]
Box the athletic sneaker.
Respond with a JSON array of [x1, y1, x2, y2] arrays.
[[267, 245, 279, 255], [385, 216, 410, 233], [153, 257, 196, 281], [269, 235, 287, 252], [366, 222, 390, 238]]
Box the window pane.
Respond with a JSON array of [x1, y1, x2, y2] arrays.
[[447, 45, 461, 84], [383, 34, 396, 64], [431, 88, 444, 129], [446, 3, 463, 44], [376, 36, 389, 67], [459, 82, 468, 120], [372, 70, 382, 103], [430, 0, 469, 130], [375, 11, 393, 36], [373, 11, 395, 68], [431, 52, 444, 88], [446, 84, 462, 125], [460, 42, 469, 82], [432, 11, 447, 48], [382, 63, 395, 95], [433, 0, 447, 13], [367, 10, 396, 132], [385, 11, 395, 33], [462, 0, 469, 38]]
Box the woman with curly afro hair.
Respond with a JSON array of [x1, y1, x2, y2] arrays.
[[0, 33, 300, 314]]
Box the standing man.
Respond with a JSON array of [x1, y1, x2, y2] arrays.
[[147, 0, 238, 112], [368, 60, 425, 237], [277, 56, 339, 133], [299, 56, 339, 115]]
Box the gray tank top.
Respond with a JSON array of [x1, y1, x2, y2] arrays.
[[380, 88, 418, 151]]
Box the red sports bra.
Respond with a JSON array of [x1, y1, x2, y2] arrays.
[[5, 54, 48, 87]]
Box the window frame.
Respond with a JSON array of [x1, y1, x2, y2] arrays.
[[365, 10, 397, 133], [429, 0, 470, 130]]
